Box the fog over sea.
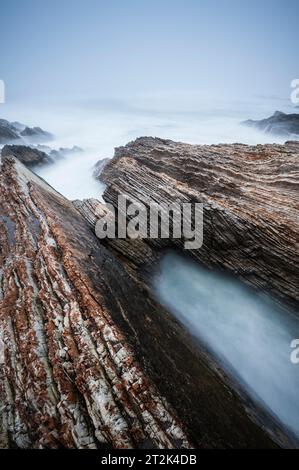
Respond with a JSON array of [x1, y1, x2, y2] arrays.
[[0, 93, 296, 199]]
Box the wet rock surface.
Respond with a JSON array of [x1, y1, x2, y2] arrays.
[[0, 155, 282, 449]]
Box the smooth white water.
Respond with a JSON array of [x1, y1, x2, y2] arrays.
[[34, 150, 106, 201], [153, 252, 299, 440]]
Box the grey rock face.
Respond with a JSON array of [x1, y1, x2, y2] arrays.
[[20, 126, 53, 142], [242, 111, 299, 137], [0, 119, 20, 144]]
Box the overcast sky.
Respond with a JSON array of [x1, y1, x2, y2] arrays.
[[0, 0, 298, 105]]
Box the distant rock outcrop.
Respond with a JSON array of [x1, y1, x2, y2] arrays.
[[20, 126, 53, 142], [0, 118, 53, 145], [0, 119, 20, 144], [49, 145, 83, 159], [1, 143, 82, 170], [35, 145, 83, 160], [242, 111, 299, 137], [1, 145, 53, 167]]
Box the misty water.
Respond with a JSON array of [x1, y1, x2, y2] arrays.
[[1, 94, 296, 199], [153, 252, 299, 440]]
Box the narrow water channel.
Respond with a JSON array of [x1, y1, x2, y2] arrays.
[[153, 252, 299, 440]]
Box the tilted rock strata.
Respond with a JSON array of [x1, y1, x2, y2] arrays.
[[0, 157, 191, 449], [73, 198, 156, 267], [1, 144, 83, 171], [74, 200, 292, 449], [101, 137, 299, 310], [0, 158, 278, 449]]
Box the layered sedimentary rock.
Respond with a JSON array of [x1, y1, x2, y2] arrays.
[[0, 157, 194, 449], [101, 137, 299, 310], [0, 156, 280, 449], [242, 111, 299, 137], [1, 145, 53, 167]]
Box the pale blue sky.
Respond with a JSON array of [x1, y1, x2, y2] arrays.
[[0, 0, 298, 105]]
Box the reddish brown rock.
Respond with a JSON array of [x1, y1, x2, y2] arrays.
[[0, 156, 280, 449], [0, 157, 191, 449]]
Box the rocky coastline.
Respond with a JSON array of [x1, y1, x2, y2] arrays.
[[0, 136, 298, 449]]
